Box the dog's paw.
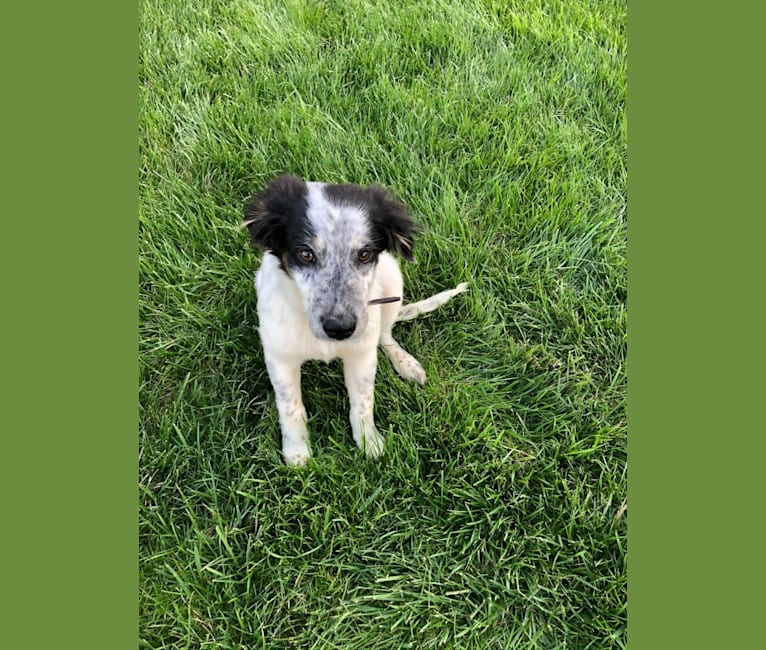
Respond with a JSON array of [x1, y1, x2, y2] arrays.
[[390, 351, 427, 384], [399, 357, 427, 384], [359, 428, 385, 459], [282, 439, 311, 467]]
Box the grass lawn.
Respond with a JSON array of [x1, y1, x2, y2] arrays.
[[139, 0, 626, 647]]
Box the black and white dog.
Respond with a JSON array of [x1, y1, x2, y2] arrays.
[[244, 175, 467, 465]]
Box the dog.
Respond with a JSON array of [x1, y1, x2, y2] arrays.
[[243, 174, 467, 465]]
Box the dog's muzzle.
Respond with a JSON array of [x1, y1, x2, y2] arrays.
[[321, 315, 357, 340]]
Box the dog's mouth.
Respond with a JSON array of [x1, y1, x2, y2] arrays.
[[367, 296, 401, 305]]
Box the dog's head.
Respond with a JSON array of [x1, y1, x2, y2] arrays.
[[244, 174, 415, 341]]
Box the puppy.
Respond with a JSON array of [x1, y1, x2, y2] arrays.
[[244, 174, 467, 465]]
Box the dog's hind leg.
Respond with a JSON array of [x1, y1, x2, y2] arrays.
[[377, 299, 427, 384], [379, 333, 428, 384], [377, 282, 469, 384]]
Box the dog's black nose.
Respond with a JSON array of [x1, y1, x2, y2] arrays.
[[322, 316, 357, 340]]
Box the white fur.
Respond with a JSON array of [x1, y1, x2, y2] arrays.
[[253, 187, 467, 465]]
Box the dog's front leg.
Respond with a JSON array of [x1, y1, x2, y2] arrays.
[[343, 350, 385, 458], [264, 356, 311, 466]]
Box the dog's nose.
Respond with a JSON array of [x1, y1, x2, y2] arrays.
[[322, 315, 357, 340]]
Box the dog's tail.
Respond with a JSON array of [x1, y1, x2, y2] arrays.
[[396, 283, 469, 322]]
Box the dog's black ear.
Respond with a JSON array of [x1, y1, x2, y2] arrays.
[[365, 185, 416, 261], [243, 174, 307, 253]]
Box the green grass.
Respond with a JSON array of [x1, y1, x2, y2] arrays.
[[139, 0, 626, 647]]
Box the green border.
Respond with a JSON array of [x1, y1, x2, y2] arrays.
[[3, 3, 137, 648], [5, 1, 764, 647], [630, 3, 764, 648]]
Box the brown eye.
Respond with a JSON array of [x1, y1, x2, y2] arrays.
[[298, 249, 315, 264], [358, 249, 373, 264]]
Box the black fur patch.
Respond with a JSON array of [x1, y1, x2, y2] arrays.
[[243, 174, 312, 272], [323, 183, 416, 261]]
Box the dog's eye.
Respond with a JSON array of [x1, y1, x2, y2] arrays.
[[357, 249, 373, 264], [297, 249, 316, 264]]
